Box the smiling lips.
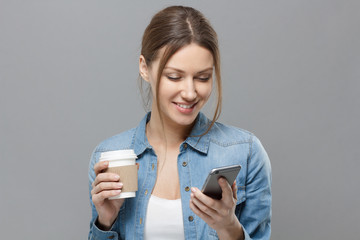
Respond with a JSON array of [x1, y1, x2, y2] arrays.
[[174, 102, 197, 113]]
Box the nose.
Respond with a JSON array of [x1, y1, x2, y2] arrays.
[[180, 78, 197, 101]]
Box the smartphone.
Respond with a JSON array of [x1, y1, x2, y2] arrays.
[[201, 165, 241, 200]]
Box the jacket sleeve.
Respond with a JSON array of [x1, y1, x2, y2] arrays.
[[238, 136, 272, 240], [88, 149, 121, 240]]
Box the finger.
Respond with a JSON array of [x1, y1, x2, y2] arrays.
[[93, 172, 120, 188], [91, 181, 123, 196], [191, 187, 219, 211], [189, 199, 213, 223], [190, 192, 218, 217], [232, 180, 237, 200], [92, 189, 122, 203], [218, 178, 233, 202], [94, 161, 109, 175]]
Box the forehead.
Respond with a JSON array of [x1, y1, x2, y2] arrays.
[[157, 43, 214, 73]]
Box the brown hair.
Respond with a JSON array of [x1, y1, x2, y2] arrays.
[[140, 5, 222, 136]]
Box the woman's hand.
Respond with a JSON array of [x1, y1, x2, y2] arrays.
[[91, 161, 125, 230], [189, 178, 244, 240]]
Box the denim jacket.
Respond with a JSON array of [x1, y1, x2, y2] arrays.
[[88, 112, 271, 240]]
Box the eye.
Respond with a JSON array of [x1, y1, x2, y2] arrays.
[[166, 75, 181, 81], [196, 75, 211, 81]]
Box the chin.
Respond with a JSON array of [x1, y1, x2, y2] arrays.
[[172, 114, 198, 127], [160, 105, 201, 128]]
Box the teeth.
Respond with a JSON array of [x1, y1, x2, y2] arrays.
[[177, 103, 194, 109]]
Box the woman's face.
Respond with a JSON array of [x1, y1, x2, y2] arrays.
[[140, 43, 214, 128]]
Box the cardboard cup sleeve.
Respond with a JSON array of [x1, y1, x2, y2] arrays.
[[105, 165, 138, 192]]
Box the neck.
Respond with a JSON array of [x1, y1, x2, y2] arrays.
[[146, 110, 194, 148]]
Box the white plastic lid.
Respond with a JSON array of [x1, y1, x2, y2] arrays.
[[100, 149, 137, 161]]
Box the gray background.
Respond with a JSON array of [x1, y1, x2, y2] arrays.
[[1, 0, 359, 239]]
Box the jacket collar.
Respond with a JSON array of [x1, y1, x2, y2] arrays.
[[133, 112, 152, 157], [185, 112, 211, 154], [133, 112, 211, 156]]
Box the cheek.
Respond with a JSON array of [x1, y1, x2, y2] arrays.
[[199, 84, 213, 100]]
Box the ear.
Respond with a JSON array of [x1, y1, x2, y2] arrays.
[[139, 55, 150, 82]]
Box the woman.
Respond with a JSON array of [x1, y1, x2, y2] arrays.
[[89, 6, 271, 240]]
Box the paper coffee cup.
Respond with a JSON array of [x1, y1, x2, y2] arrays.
[[99, 149, 138, 199]]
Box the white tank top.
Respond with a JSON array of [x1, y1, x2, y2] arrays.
[[144, 195, 185, 240]]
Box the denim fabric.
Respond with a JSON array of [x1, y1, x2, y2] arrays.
[[88, 112, 271, 240]]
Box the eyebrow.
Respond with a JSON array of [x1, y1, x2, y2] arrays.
[[164, 67, 213, 74]]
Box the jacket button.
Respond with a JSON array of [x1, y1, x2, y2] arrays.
[[183, 143, 188, 148], [188, 216, 194, 222], [185, 186, 190, 192], [182, 161, 187, 167], [145, 189, 148, 195]]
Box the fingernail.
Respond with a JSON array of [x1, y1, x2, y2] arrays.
[[114, 175, 120, 180], [191, 187, 196, 193], [117, 182, 123, 188]]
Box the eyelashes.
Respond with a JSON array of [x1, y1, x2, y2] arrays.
[[197, 77, 210, 81], [167, 76, 181, 81], [166, 75, 211, 81]]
